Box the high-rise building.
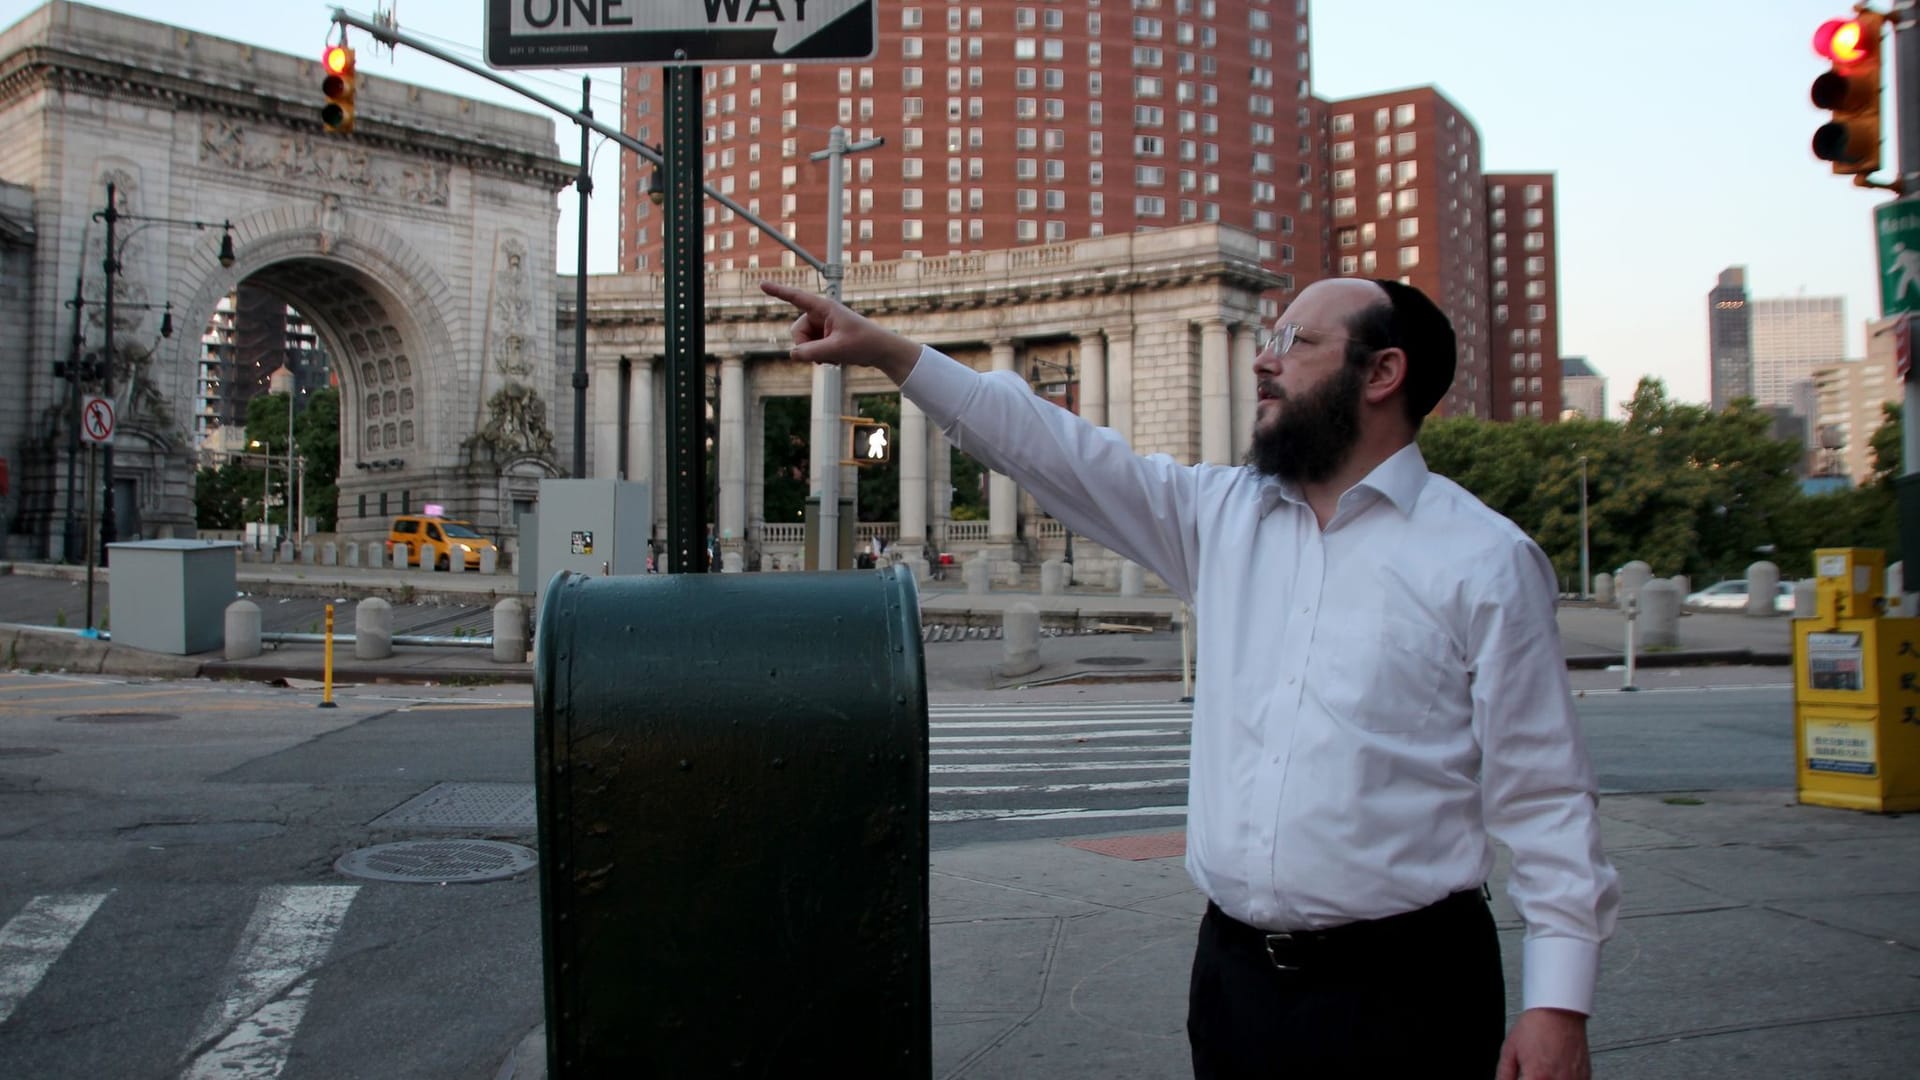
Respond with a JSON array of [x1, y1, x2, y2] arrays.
[[1319, 86, 1488, 417], [1708, 267, 1751, 410], [1811, 315, 1903, 483], [1485, 172, 1560, 421], [1751, 296, 1845, 413], [195, 285, 329, 452], [618, 0, 1319, 311], [1560, 356, 1605, 420]]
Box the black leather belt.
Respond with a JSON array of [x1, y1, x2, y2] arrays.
[[1206, 888, 1489, 973]]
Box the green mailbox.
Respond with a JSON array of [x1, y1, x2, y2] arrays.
[[533, 565, 929, 1076]]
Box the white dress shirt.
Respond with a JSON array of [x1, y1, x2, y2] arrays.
[[900, 346, 1620, 1015]]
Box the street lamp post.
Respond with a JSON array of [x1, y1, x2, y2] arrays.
[[1577, 455, 1590, 600], [91, 180, 235, 563]]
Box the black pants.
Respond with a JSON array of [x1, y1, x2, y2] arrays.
[[1187, 891, 1505, 1079]]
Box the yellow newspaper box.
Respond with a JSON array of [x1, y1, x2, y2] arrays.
[[1792, 548, 1920, 811]]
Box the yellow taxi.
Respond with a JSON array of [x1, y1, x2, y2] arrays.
[[386, 515, 497, 570]]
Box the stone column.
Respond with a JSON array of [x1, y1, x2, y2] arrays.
[[717, 352, 748, 550], [1077, 330, 1107, 428], [1231, 321, 1258, 459], [592, 355, 621, 479], [898, 396, 929, 560], [1107, 327, 1134, 445], [1200, 317, 1232, 464], [930, 425, 952, 555], [631, 357, 656, 490], [988, 340, 1018, 544]]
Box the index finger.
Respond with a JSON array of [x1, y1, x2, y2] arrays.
[[760, 280, 827, 312]]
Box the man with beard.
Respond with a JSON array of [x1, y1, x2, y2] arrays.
[[760, 276, 1617, 1080]]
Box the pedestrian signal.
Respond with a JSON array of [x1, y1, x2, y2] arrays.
[[321, 45, 356, 135], [1810, 10, 1883, 176], [847, 420, 892, 465]]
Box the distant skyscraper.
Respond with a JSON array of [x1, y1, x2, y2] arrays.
[[1708, 267, 1751, 410], [1559, 355, 1605, 419], [1750, 296, 1845, 413], [1485, 172, 1561, 421], [1811, 315, 1904, 483]]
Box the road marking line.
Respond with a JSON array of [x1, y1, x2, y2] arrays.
[[183, 885, 358, 1079], [930, 716, 1191, 730], [932, 777, 1189, 795], [931, 759, 1189, 773], [0, 891, 110, 1022], [934, 744, 1192, 756], [933, 728, 1189, 743], [931, 804, 1189, 823]]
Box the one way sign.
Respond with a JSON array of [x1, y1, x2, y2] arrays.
[[486, 0, 876, 68]]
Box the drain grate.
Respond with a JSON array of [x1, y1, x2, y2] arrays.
[[0, 747, 58, 758], [369, 782, 535, 830], [1078, 656, 1147, 666], [336, 839, 536, 884], [57, 712, 177, 725]]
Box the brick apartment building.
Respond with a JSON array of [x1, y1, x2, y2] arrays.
[[616, 2, 1564, 424]]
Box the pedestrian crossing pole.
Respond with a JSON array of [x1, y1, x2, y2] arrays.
[[320, 604, 336, 709]]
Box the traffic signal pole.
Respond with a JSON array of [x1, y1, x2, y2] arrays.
[[807, 127, 882, 571]]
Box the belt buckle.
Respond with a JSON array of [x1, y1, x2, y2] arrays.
[[1263, 932, 1302, 972]]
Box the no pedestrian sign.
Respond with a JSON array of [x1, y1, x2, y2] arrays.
[[79, 395, 114, 446], [485, 0, 876, 68]]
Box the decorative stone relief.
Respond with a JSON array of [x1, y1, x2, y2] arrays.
[[466, 382, 555, 461], [488, 237, 533, 377], [199, 118, 450, 206]]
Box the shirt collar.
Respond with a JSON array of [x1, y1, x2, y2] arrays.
[[1256, 442, 1431, 518]]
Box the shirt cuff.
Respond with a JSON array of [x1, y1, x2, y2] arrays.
[[897, 344, 976, 421], [1521, 935, 1601, 1016]]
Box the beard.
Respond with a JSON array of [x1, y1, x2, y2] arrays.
[[1245, 359, 1365, 484]]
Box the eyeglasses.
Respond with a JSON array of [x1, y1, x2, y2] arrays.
[[1255, 322, 1378, 357]]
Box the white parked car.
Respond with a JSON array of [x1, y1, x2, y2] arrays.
[[1683, 579, 1796, 613]]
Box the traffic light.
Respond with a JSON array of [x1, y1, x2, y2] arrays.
[[321, 44, 356, 135], [847, 419, 892, 465], [1811, 10, 1884, 176]]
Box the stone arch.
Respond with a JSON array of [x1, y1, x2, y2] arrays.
[[169, 210, 465, 537]]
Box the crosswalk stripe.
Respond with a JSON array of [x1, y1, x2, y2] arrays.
[[931, 759, 1189, 773], [0, 891, 110, 1023], [933, 777, 1190, 795], [182, 885, 358, 1079], [933, 727, 1189, 743], [930, 717, 1191, 730], [934, 743, 1191, 757]]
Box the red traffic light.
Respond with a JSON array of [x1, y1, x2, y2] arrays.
[[324, 45, 353, 76], [1813, 16, 1872, 67]]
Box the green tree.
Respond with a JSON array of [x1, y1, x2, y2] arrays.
[[193, 463, 255, 530], [761, 396, 811, 524], [950, 449, 988, 520]]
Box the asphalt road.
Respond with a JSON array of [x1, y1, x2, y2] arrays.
[[0, 671, 1801, 1079]]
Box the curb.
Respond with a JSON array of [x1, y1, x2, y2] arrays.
[[1565, 649, 1793, 669], [198, 657, 532, 686]]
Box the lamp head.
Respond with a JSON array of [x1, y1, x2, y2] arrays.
[[217, 228, 236, 268]]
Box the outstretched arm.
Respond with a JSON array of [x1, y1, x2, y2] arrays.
[[761, 281, 922, 383]]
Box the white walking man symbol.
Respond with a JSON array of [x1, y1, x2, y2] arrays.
[[1892, 242, 1920, 303], [865, 426, 889, 460]]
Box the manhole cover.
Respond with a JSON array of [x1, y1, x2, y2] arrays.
[[57, 712, 177, 725], [0, 747, 58, 758], [335, 839, 536, 884], [1079, 656, 1146, 666]]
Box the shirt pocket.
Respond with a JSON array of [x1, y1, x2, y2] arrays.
[[1313, 614, 1456, 733]]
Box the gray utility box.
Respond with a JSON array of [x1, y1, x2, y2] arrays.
[[106, 539, 240, 654], [533, 479, 652, 610]]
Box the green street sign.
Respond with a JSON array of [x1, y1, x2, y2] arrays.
[[1876, 200, 1920, 317]]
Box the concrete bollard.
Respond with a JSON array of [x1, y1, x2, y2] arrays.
[[345, 542, 360, 568], [723, 551, 744, 573], [1671, 574, 1689, 600], [1746, 560, 1780, 617], [448, 548, 465, 573], [480, 548, 498, 575], [964, 556, 991, 595], [1593, 572, 1615, 605], [224, 599, 261, 661], [321, 542, 337, 567], [355, 597, 394, 660], [1616, 561, 1652, 611], [1040, 558, 1066, 596], [999, 601, 1041, 678], [493, 598, 528, 663], [1120, 561, 1145, 597], [279, 540, 295, 564], [905, 556, 930, 582], [1795, 578, 1818, 618], [301, 541, 317, 564], [366, 542, 384, 570], [392, 543, 409, 570], [1639, 579, 1681, 648]]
